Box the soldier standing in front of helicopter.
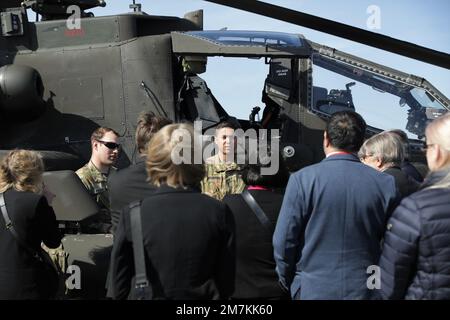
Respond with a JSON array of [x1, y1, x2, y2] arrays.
[[201, 121, 245, 201], [76, 127, 120, 233]]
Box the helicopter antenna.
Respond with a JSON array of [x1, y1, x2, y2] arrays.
[[130, 0, 142, 13]]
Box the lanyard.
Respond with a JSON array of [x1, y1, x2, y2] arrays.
[[247, 185, 271, 191]]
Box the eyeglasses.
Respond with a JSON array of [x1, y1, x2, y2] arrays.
[[96, 140, 121, 150], [422, 143, 436, 152], [359, 154, 373, 161]]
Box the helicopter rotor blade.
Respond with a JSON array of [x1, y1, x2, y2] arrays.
[[204, 0, 450, 69]]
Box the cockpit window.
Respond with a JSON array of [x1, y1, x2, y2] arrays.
[[186, 30, 303, 47], [410, 88, 446, 111], [310, 54, 448, 140], [172, 31, 311, 58]]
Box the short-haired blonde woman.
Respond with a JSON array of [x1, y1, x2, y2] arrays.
[[359, 131, 419, 198], [0, 150, 61, 299], [110, 123, 236, 300]]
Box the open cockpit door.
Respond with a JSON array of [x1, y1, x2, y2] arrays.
[[308, 40, 449, 140]]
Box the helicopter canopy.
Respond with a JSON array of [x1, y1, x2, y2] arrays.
[[172, 30, 311, 57]]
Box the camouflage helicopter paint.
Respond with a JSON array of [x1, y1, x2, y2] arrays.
[[0, 0, 448, 298]]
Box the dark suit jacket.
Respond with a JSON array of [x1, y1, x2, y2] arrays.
[[401, 161, 423, 183], [273, 153, 399, 300], [0, 189, 61, 299], [110, 185, 236, 300], [108, 158, 157, 233], [384, 166, 419, 199], [224, 189, 288, 299]]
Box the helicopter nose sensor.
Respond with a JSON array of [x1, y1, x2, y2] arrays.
[[0, 64, 45, 121]]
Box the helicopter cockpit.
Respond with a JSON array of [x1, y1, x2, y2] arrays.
[[310, 50, 448, 141], [313, 82, 356, 115], [170, 28, 448, 169], [172, 30, 312, 131]]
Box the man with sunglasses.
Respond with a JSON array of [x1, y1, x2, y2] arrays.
[[76, 127, 120, 233]]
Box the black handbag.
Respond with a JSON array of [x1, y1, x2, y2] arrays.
[[0, 192, 60, 299], [128, 200, 167, 300]]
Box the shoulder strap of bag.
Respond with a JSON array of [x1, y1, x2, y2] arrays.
[[241, 189, 274, 234], [129, 200, 150, 297], [0, 192, 42, 261]]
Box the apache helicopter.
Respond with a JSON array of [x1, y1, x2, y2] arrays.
[[0, 0, 448, 298]]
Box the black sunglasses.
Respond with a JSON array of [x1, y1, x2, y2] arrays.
[[96, 140, 121, 150]]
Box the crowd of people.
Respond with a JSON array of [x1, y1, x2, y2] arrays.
[[0, 110, 449, 300]]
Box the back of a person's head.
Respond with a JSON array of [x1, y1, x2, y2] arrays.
[[326, 111, 366, 152], [0, 149, 44, 194], [386, 129, 408, 144], [146, 123, 204, 188], [243, 150, 289, 189], [426, 112, 450, 151], [385, 129, 409, 160], [358, 132, 404, 167], [135, 112, 173, 153]]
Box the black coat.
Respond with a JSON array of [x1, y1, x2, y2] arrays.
[[384, 166, 419, 199], [223, 189, 288, 299], [108, 159, 157, 233], [379, 169, 450, 299], [110, 185, 236, 300], [0, 189, 61, 299], [401, 161, 424, 183]]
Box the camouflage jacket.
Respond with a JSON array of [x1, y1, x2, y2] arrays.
[[76, 161, 113, 210], [201, 157, 245, 201]]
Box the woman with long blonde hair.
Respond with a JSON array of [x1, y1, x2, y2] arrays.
[[110, 124, 236, 300], [0, 150, 61, 299]]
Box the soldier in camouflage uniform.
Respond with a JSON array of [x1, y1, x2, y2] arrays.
[[201, 121, 245, 200], [76, 161, 112, 210], [76, 127, 120, 233]]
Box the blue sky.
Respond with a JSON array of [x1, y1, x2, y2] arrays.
[[91, 1, 449, 130]]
